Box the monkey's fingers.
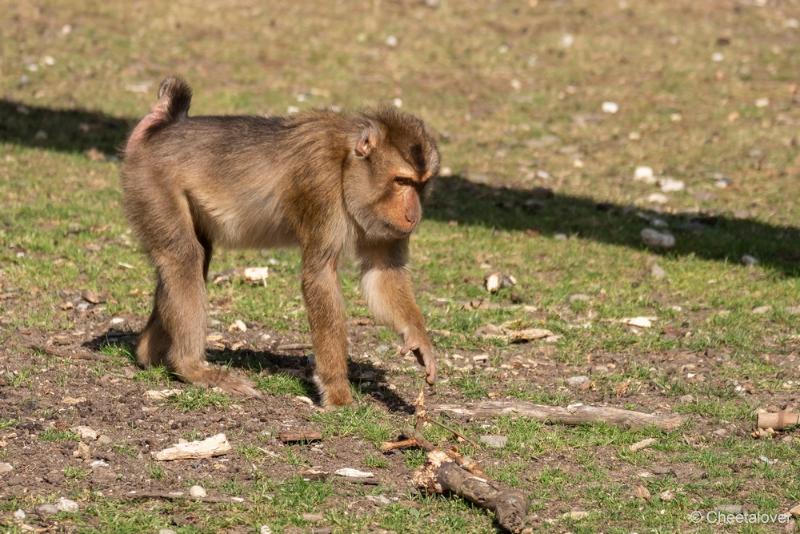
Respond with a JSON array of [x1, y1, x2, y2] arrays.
[[411, 347, 437, 385], [214, 373, 264, 398]]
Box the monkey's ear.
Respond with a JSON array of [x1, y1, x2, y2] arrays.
[[354, 124, 379, 159]]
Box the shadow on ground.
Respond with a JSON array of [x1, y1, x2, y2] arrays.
[[83, 329, 415, 414], [4, 99, 799, 276]]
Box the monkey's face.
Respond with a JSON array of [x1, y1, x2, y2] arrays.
[[344, 111, 440, 241]]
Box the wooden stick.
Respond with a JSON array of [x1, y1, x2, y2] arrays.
[[152, 433, 231, 461], [413, 450, 528, 533], [758, 411, 800, 430], [433, 400, 684, 431], [278, 430, 323, 443], [275, 343, 312, 352]]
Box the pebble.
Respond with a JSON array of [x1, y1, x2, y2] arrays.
[[641, 228, 675, 249], [229, 319, 247, 333], [479, 435, 508, 449], [790, 503, 800, 517], [110, 317, 125, 326], [601, 101, 619, 114], [568, 293, 591, 303], [646, 193, 669, 204], [385, 35, 398, 47], [741, 254, 759, 266], [36, 504, 59, 515], [97, 435, 113, 446], [755, 97, 770, 108], [57, 497, 79, 512], [634, 166, 656, 183], [752, 305, 771, 314], [650, 264, 666, 279], [659, 490, 674, 501], [302, 512, 324, 522], [189, 485, 207, 498], [72, 425, 98, 441], [717, 504, 744, 514], [260, 527, 272, 534], [659, 178, 685, 192], [0, 462, 12, 475], [366, 495, 392, 505], [13, 509, 25, 520], [159, 530, 177, 534], [566, 375, 589, 387]]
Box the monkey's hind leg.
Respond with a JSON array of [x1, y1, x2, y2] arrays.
[[136, 280, 170, 368], [152, 238, 260, 398]]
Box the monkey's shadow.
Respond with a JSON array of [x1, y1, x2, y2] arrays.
[[84, 330, 414, 414]]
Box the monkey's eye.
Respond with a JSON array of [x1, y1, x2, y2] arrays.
[[394, 176, 416, 187]]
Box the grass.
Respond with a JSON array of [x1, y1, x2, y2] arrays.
[[1, 0, 799, 532]]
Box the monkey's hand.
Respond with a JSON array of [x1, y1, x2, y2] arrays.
[[402, 331, 437, 385]]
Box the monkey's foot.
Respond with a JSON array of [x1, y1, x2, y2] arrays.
[[317, 378, 353, 408], [176, 363, 263, 398]]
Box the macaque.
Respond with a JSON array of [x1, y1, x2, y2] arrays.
[[121, 77, 439, 407]]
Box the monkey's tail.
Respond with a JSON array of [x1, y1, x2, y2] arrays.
[[125, 76, 192, 152]]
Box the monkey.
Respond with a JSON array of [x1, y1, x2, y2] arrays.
[[121, 77, 439, 407]]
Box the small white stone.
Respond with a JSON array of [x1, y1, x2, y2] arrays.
[[159, 529, 177, 534], [510, 79, 522, 90], [752, 305, 771, 315], [13, 509, 25, 520], [560, 33, 575, 48], [392, 98, 403, 108], [785, 18, 799, 29], [90, 460, 109, 468], [110, 317, 125, 326], [229, 319, 247, 333], [659, 178, 685, 192], [479, 434, 508, 449], [566, 375, 589, 387], [286, 105, 300, 114], [633, 166, 656, 184], [741, 254, 759, 266], [56, 497, 79, 513], [260, 526, 273, 534], [601, 101, 619, 114], [189, 485, 207, 499], [71, 425, 98, 441], [61, 24, 73, 35], [385, 35, 398, 47], [0, 462, 13, 475], [335, 467, 374, 478], [755, 97, 770, 108], [622, 316, 656, 328], [711, 52, 724, 62]]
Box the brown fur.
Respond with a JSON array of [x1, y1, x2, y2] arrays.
[[121, 77, 440, 406]]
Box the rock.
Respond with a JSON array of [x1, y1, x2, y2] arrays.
[[679, 394, 695, 403], [71, 425, 98, 441], [790, 503, 800, 517], [484, 272, 516, 293], [229, 319, 247, 333], [755, 97, 770, 108], [633, 485, 651, 500], [622, 316, 655, 328], [562, 510, 589, 520], [57, 497, 79, 513], [13, 509, 25, 520], [61, 396, 87, 405], [554, 233, 568, 240], [659, 178, 685, 192], [629, 438, 658, 452], [566, 375, 589, 387], [80, 289, 105, 304], [334, 468, 374, 478], [159, 530, 177, 534], [786, 306, 800, 315], [302, 513, 324, 522], [758, 455, 777, 466], [479, 435, 508, 449], [741, 254, 759, 266], [260, 527, 272, 534], [366, 495, 391, 505], [634, 166, 656, 184], [110, 317, 125, 326], [189, 485, 207, 499], [97, 435, 113, 446], [659, 490, 674, 501], [601, 101, 619, 114], [243, 267, 269, 284], [73, 441, 91, 459], [36, 504, 59, 515], [641, 228, 675, 248], [472, 354, 489, 367], [0, 462, 13, 475], [385, 35, 398, 47], [145, 389, 182, 401], [650, 263, 666, 279], [752, 305, 771, 315], [90, 460, 109, 468], [646, 193, 669, 204]]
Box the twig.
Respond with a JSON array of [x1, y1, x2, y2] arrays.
[[278, 430, 322, 443], [275, 343, 312, 352]]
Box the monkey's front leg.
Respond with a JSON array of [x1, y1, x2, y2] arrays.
[[360, 242, 437, 385], [301, 256, 353, 407]]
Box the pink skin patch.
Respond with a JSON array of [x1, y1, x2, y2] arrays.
[[125, 99, 170, 152]]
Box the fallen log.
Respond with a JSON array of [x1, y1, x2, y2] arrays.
[[413, 450, 529, 534], [757, 411, 799, 430], [433, 400, 683, 431]]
